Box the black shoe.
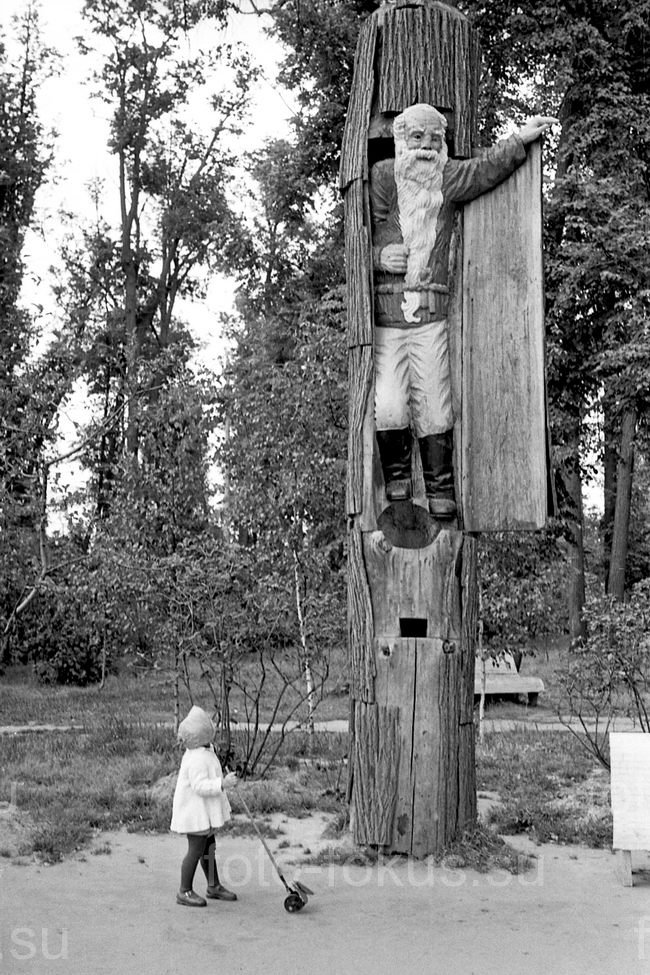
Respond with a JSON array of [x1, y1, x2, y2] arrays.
[[206, 884, 238, 902], [428, 496, 457, 519], [419, 433, 456, 518], [176, 889, 207, 907], [385, 477, 412, 502], [376, 428, 412, 499]]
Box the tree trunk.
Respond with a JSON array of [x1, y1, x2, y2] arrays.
[[602, 404, 617, 587], [124, 255, 140, 457], [562, 426, 586, 642], [292, 547, 316, 734], [607, 409, 636, 601], [350, 530, 477, 855]]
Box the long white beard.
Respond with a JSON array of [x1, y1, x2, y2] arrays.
[[394, 145, 447, 322]]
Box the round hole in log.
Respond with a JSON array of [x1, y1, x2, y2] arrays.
[[377, 500, 440, 549]]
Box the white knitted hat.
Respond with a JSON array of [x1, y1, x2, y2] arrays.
[[177, 705, 215, 748]]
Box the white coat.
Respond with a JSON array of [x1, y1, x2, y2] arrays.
[[170, 745, 232, 834]]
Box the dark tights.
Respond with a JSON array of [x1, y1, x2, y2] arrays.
[[180, 833, 219, 892]]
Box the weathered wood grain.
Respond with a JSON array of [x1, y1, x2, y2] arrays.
[[377, 2, 478, 157], [347, 519, 376, 703], [350, 536, 478, 855], [343, 180, 374, 350], [359, 376, 383, 532], [411, 638, 446, 853], [456, 532, 478, 829], [345, 232, 373, 350], [363, 528, 463, 640], [352, 700, 400, 846], [447, 215, 464, 528], [371, 637, 418, 851], [461, 141, 547, 531], [460, 533, 478, 727], [347, 344, 373, 519], [339, 16, 378, 190]]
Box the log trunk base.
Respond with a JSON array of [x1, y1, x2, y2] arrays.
[[350, 531, 477, 856]]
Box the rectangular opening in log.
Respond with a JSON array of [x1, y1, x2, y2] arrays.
[[399, 618, 428, 638]]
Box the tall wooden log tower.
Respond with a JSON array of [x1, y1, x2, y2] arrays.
[[340, 0, 552, 856]]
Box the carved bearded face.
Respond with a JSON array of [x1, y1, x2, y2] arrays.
[[393, 104, 449, 186], [393, 105, 448, 291]]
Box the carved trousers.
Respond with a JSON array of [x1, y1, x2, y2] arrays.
[[374, 319, 453, 436]]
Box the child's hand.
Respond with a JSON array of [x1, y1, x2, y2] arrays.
[[224, 771, 239, 790]]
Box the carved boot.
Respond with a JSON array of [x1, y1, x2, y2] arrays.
[[418, 432, 457, 519], [376, 427, 412, 502]]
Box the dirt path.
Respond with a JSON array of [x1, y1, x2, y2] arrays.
[[0, 715, 643, 736], [3, 820, 650, 975]]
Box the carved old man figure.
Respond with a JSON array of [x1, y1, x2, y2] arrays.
[[370, 103, 556, 518]]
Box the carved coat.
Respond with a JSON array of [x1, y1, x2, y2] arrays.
[[370, 134, 527, 329]]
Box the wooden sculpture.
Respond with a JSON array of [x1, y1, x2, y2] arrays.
[[340, 0, 555, 855]]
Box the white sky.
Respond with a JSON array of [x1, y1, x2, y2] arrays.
[[5, 0, 294, 347], [2, 0, 295, 517]]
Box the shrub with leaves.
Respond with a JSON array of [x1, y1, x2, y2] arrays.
[[479, 529, 569, 654], [557, 579, 650, 767], [22, 546, 120, 686], [154, 535, 340, 775]]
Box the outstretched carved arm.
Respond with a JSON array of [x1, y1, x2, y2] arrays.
[[517, 115, 559, 145]]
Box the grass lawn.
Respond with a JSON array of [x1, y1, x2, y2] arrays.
[[0, 666, 180, 726], [0, 718, 348, 861], [476, 728, 611, 848], [0, 649, 351, 728], [0, 640, 613, 863]]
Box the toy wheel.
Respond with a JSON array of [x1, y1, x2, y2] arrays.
[[284, 892, 304, 913]]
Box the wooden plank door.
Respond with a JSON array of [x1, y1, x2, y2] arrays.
[[460, 141, 548, 531]]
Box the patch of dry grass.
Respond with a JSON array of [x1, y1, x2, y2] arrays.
[[477, 728, 612, 847], [0, 718, 348, 862]]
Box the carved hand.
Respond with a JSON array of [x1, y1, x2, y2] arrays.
[[379, 243, 408, 274], [517, 115, 560, 145]]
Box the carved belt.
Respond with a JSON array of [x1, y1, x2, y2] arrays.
[[374, 283, 450, 296], [374, 283, 449, 326]]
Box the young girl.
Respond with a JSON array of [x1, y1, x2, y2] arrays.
[[171, 705, 239, 907]]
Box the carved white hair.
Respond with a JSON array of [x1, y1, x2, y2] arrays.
[[393, 103, 448, 144], [393, 104, 448, 323]]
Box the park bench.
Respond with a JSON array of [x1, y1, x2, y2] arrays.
[[474, 651, 545, 706]]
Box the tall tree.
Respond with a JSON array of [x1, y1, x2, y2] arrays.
[[0, 5, 54, 662], [0, 4, 51, 522], [67, 0, 255, 520]]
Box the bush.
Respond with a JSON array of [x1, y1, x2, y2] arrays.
[[556, 578, 650, 767], [26, 576, 114, 686], [28, 596, 110, 686], [479, 528, 568, 653]]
